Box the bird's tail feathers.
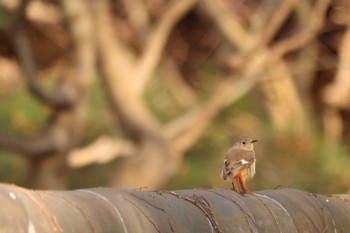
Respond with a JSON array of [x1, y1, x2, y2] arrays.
[[220, 168, 228, 180]]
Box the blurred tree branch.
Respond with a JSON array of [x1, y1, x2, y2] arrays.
[[0, 0, 96, 188], [169, 55, 267, 153], [68, 136, 136, 167], [271, 0, 331, 57], [166, 0, 329, 146], [322, 27, 350, 109], [132, 0, 200, 95], [92, 0, 199, 188], [0, 0, 76, 108], [122, 0, 150, 34], [0, 129, 61, 156], [205, 0, 328, 133], [322, 27, 350, 141], [13, 29, 77, 108], [258, 0, 298, 48]]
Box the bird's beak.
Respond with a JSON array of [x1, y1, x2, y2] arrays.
[[251, 139, 258, 143]]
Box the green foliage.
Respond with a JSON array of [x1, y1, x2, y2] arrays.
[[0, 152, 27, 186], [68, 161, 118, 189], [0, 86, 48, 133], [83, 79, 117, 142], [166, 133, 222, 190], [0, 5, 9, 30]]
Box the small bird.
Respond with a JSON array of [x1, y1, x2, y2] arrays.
[[221, 136, 257, 194]]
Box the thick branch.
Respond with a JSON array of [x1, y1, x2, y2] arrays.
[[322, 27, 350, 109], [68, 136, 136, 168], [93, 0, 185, 189], [0, 128, 65, 156], [92, 0, 135, 79], [1, 184, 349, 232], [121, 0, 150, 34]]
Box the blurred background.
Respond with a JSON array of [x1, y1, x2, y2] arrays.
[[0, 0, 349, 194]]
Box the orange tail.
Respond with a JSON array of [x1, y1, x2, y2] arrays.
[[235, 172, 249, 194]]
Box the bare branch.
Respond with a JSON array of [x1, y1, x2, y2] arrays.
[[170, 51, 268, 153], [160, 58, 197, 107], [60, 0, 96, 89], [261, 59, 309, 132], [13, 27, 77, 108], [0, 0, 77, 107], [0, 128, 65, 156], [92, 0, 135, 79], [163, 106, 202, 139], [93, 0, 184, 189], [203, 0, 254, 51], [320, 27, 350, 141], [177, 0, 329, 143], [167, 13, 323, 147], [272, 0, 331, 57], [206, 0, 329, 59], [121, 0, 150, 34], [132, 0, 199, 95], [322, 108, 343, 142], [322, 27, 350, 109], [68, 136, 136, 168], [258, 0, 298, 47], [26, 1, 63, 24]]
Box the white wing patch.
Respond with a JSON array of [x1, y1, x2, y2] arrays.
[[240, 159, 249, 164]]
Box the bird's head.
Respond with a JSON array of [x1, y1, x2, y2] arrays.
[[234, 136, 258, 150]]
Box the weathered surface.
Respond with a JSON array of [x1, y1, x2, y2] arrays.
[[0, 183, 349, 233]]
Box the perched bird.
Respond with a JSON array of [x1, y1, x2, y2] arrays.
[[221, 136, 257, 194]]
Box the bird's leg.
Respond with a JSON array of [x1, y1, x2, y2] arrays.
[[232, 177, 241, 193], [238, 173, 249, 194], [231, 180, 235, 191], [235, 175, 244, 194]]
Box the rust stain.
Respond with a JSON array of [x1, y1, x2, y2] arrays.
[[124, 197, 161, 233], [48, 192, 97, 233], [129, 193, 166, 213], [13, 186, 63, 233], [168, 191, 224, 233], [207, 190, 256, 233], [37, 192, 63, 233]]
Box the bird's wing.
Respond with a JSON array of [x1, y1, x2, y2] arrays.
[[221, 159, 231, 177], [225, 150, 255, 177], [228, 158, 254, 177]]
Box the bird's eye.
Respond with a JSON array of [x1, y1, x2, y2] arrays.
[[242, 141, 246, 145]]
